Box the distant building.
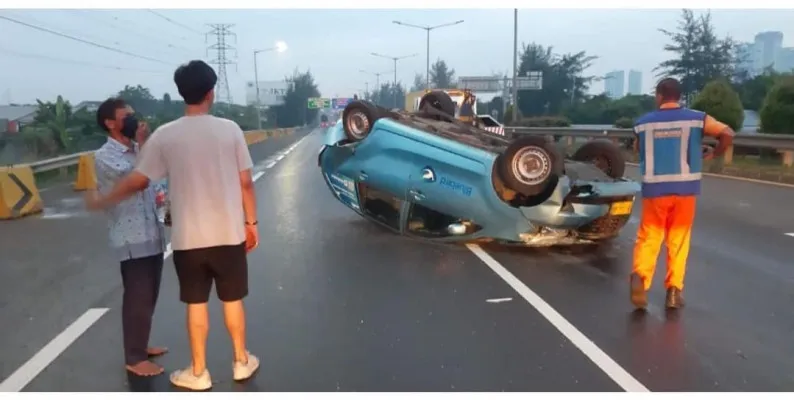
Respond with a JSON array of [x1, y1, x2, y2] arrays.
[[604, 70, 625, 99], [755, 31, 783, 72], [74, 101, 103, 113], [735, 42, 757, 75], [627, 70, 642, 95], [778, 47, 794, 73], [0, 105, 37, 135]]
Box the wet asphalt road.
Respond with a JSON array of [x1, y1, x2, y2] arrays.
[[2, 128, 794, 392]]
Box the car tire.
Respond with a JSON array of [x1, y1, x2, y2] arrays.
[[499, 136, 564, 197], [342, 100, 382, 142], [572, 139, 626, 179], [418, 91, 456, 118]]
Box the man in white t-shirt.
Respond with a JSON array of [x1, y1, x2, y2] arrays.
[[86, 60, 260, 390]]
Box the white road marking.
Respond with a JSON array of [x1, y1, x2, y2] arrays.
[[785, 233, 794, 237], [466, 244, 649, 392], [253, 171, 265, 181], [0, 308, 110, 392], [486, 297, 513, 303]]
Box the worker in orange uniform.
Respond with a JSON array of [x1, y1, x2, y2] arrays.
[[630, 78, 734, 310]]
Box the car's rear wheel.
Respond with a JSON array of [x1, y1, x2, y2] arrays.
[[342, 100, 381, 142], [418, 90, 456, 120], [499, 136, 564, 197], [571, 139, 626, 179]]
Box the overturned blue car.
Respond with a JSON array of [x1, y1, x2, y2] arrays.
[[317, 91, 640, 247]]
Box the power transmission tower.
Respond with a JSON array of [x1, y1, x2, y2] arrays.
[[206, 23, 237, 105]]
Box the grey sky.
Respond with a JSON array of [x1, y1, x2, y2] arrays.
[[1, 8, 792, 105]]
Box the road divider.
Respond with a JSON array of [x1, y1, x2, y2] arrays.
[[0, 165, 44, 220]]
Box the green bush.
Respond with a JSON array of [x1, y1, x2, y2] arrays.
[[760, 77, 794, 134], [514, 116, 571, 128], [691, 80, 744, 131], [614, 117, 634, 129]]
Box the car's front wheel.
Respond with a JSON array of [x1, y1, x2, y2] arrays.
[[498, 136, 564, 198]]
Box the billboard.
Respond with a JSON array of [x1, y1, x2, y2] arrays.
[[245, 80, 291, 106], [331, 98, 353, 110]]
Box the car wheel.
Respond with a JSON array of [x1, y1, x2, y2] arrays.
[[572, 139, 626, 179], [342, 100, 381, 142], [499, 136, 563, 197], [418, 91, 456, 118]]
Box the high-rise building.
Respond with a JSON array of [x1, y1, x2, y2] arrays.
[[754, 31, 783, 73], [735, 42, 757, 76], [604, 70, 625, 99], [778, 47, 794, 73], [627, 70, 642, 95]]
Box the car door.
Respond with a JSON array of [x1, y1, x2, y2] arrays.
[[334, 128, 412, 201], [405, 139, 490, 221]]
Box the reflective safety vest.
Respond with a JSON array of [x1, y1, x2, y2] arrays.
[[633, 107, 706, 198]]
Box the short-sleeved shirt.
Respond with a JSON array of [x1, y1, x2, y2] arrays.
[[135, 115, 254, 251], [94, 138, 167, 261]]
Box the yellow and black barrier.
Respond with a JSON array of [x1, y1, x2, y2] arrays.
[[73, 153, 97, 191], [0, 165, 44, 220]]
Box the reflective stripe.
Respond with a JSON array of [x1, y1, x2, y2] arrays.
[[642, 172, 702, 183]]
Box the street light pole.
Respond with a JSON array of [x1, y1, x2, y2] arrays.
[[252, 41, 288, 130], [392, 20, 464, 90], [371, 52, 418, 108], [511, 9, 519, 122]]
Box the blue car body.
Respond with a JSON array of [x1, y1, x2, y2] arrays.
[[318, 117, 641, 246]]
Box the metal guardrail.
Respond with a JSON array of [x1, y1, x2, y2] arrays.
[[505, 127, 794, 151], [24, 126, 794, 174], [26, 128, 301, 174], [505, 126, 794, 167]]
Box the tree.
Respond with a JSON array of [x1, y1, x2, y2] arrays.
[[655, 9, 737, 104], [759, 76, 794, 134], [515, 43, 597, 117], [272, 69, 321, 127], [691, 80, 744, 131], [429, 59, 456, 89], [733, 69, 791, 111], [117, 84, 158, 115], [410, 73, 426, 92], [370, 82, 406, 109]]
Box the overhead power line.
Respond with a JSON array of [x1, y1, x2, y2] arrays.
[[0, 15, 171, 65], [0, 46, 168, 74], [147, 10, 203, 35]]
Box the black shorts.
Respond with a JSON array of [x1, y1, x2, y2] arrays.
[[173, 241, 248, 304]]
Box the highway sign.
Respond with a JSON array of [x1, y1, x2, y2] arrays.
[[458, 76, 502, 92], [332, 97, 353, 110], [307, 97, 331, 109]]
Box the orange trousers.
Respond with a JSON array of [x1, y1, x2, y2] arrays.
[[632, 195, 696, 291]]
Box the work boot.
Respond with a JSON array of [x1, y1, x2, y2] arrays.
[[629, 273, 648, 309], [665, 287, 685, 309]]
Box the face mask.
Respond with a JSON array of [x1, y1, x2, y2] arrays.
[[120, 115, 139, 139]]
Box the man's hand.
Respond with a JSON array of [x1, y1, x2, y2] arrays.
[[245, 224, 259, 253], [84, 190, 104, 211], [135, 121, 150, 145]]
